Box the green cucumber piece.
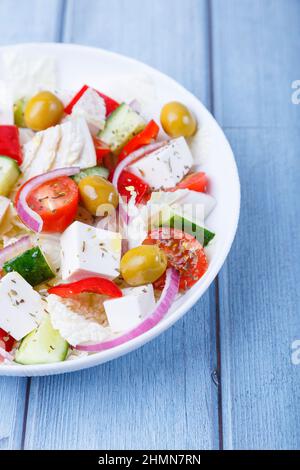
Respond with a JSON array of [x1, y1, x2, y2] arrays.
[[72, 165, 109, 184], [3, 246, 55, 286], [0, 156, 20, 196], [166, 214, 215, 247], [99, 103, 146, 154], [14, 98, 27, 127], [152, 205, 215, 247], [15, 315, 69, 365]]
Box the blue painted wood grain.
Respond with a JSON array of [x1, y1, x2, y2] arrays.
[[22, 0, 220, 450], [211, 0, 300, 449], [0, 0, 299, 450]]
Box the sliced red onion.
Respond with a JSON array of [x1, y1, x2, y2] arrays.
[[112, 141, 167, 190], [16, 167, 80, 233], [0, 235, 32, 268], [0, 346, 14, 362], [75, 267, 180, 352]]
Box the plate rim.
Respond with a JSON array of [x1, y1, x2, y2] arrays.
[[0, 42, 240, 376]]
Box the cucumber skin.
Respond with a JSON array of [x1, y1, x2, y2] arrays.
[[0, 156, 21, 197], [99, 103, 146, 154], [15, 316, 69, 365], [3, 246, 55, 286], [72, 166, 109, 184], [161, 215, 215, 247]]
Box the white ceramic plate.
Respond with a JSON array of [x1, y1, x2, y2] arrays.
[[0, 43, 240, 376]]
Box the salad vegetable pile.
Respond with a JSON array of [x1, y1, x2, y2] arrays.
[[0, 59, 216, 366]]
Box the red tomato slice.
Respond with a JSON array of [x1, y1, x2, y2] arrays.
[[16, 176, 79, 233], [0, 125, 22, 165], [117, 170, 150, 204], [64, 85, 119, 117], [176, 171, 208, 193], [0, 328, 15, 351], [118, 120, 160, 163], [144, 228, 208, 291]]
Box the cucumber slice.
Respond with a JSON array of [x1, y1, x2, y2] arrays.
[[72, 165, 109, 184], [166, 214, 215, 247], [3, 246, 55, 286], [0, 156, 20, 196], [99, 103, 146, 154], [14, 98, 27, 127], [152, 205, 215, 247], [15, 315, 69, 365]]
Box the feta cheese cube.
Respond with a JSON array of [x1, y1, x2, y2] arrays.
[[2, 50, 57, 100], [104, 284, 155, 333], [0, 81, 13, 125], [60, 221, 122, 281], [21, 117, 96, 180], [71, 87, 106, 135], [128, 137, 193, 190], [0, 272, 44, 340]]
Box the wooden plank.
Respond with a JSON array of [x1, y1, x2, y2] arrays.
[[24, 0, 220, 450], [211, 0, 300, 449], [0, 378, 28, 450], [211, 0, 300, 127], [63, 0, 212, 108], [0, 0, 63, 450], [25, 296, 219, 450]]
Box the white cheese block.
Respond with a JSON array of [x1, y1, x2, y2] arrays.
[[21, 117, 96, 180], [147, 188, 216, 222], [71, 87, 106, 135], [47, 294, 111, 346], [172, 189, 216, 219], [0, 81, 13, 125], [0, 272, 44, 340], [60, 221, 122, 281], [2, 50, 57, 100], [104, 284, 155, 333], [18, 128, 35, 146], [128, 137, 193, 190]]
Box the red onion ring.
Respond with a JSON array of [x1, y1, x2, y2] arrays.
[[0, 235, 32, 268], [75, 267, 180, 352], [16, 167, 80, 233]]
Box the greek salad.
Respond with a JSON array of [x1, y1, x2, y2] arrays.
[[0, 60, 216, 366]]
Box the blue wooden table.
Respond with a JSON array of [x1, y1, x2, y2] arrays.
[[0, 0, 299, 450]]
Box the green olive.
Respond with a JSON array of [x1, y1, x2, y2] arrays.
[[160, 101, 197, 138], [78, 175, 119, 216], [120, 245, 167, 286], [24, 91, 64, 131], [14, 98, 27, 127]]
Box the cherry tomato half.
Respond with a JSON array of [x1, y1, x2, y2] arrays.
[[144, 228, 208, 291], [0, 328, 15, 351], [117, 170, 150, 204], [176, 171, 208, 193], [16, 176, 79, 233]]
